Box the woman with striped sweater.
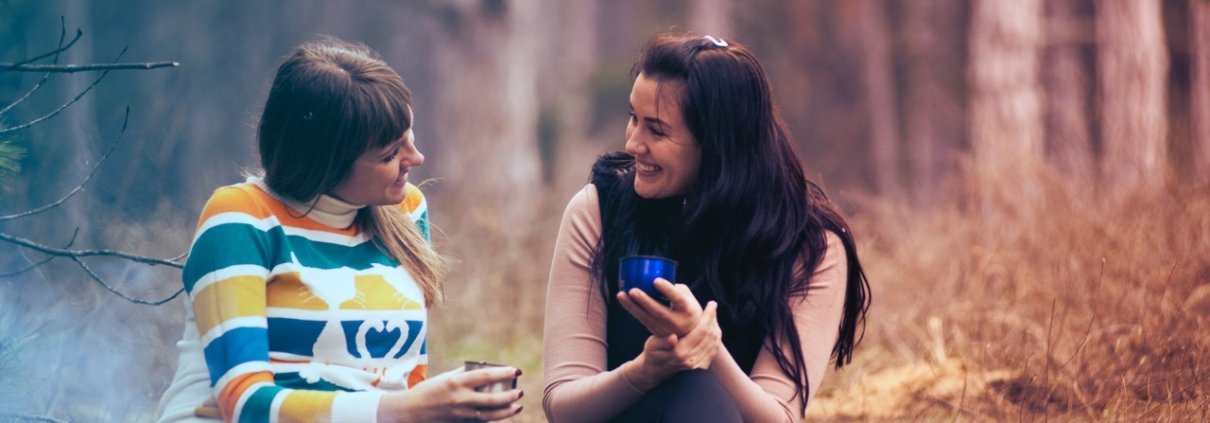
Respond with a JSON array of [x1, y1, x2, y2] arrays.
[[155, 37, 522, 423]]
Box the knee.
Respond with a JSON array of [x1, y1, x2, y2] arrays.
[[662, 370, 729, 400]]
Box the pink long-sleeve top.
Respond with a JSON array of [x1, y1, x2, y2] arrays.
[[542, 184, 849, 423]]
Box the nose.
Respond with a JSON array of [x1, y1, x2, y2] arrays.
[[624, 127, 645, 156], [403, 144, 424, 168]]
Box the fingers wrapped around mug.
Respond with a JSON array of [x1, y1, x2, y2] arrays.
[[618, 277, 703, 337]]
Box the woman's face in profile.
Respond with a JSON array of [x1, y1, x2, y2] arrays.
[[624, 73, 701, 199], [329, 125, 424, 206]]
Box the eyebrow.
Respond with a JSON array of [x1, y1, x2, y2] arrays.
[[376, 140, 403, 157], [630, 104, 669, 129]]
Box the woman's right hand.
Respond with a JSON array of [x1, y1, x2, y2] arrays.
[[623, 301, 721, 391], [377, 366, 523, 423]]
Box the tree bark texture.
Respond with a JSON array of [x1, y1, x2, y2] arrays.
[[1041, 0, 1095, 178], [1191, 0, 1210, 184], [689, 0, 733, 37], [1096, 0, 1169, 191], [968, 0, 1044, 167], [859, 0, 902, 200], [902, 0, 968, 208]]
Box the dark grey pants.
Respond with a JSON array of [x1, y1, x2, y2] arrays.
[[608, 370, 743, 423]]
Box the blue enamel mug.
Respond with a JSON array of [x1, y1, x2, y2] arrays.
[[619, 255, 677, 300]]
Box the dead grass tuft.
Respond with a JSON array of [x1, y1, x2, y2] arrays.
[[817, 154, 1210, 421]]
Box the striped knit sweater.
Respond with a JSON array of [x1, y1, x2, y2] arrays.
[[180, 178, 431, 423]]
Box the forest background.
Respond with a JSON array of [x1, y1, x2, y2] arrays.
[[2, 0, 1208, 421]]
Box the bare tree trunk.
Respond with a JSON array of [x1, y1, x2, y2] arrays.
[[538, 0, 597, 187], [859, 0, 901, 200], [1042, 0, 1095, 178], [1192, 0, 1210, 185], [1096, 0, 1169, 192], [424, 0, 545, 341], [689, 0, 733, 37], [902, 0, 967, 208], [968, 0, 1045, 168], [428, 1, 542, 222]]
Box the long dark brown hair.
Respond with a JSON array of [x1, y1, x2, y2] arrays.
[[590, 34, 871, 410], [257, 37, 446, 305]]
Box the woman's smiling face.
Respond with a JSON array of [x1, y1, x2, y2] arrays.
[[329, 109, 424, 206], [624, 73, 701, 199]]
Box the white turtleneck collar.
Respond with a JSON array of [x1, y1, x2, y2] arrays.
[[248, 176, 364, 229]]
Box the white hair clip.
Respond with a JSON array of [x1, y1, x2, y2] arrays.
[[704, 35, 728, 48]]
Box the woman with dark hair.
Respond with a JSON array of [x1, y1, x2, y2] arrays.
[[155, 37, 522, 423], [542, 34, 871, 422]]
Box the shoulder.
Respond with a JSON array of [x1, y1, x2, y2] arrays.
[[558, 184, 603, 239], [196, 182, 277, 224], [562, 184, 601, 224], [793, 229, 848, 283]]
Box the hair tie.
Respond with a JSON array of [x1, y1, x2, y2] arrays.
[[704, 35, 728, 48]]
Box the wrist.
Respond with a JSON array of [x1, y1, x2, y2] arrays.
[[377, 391, 417, 423], [624, 353, 665, 392]]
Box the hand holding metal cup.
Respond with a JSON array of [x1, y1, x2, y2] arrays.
[[463, 361, 518, 393]]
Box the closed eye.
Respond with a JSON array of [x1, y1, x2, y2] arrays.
[[380, 145, 401, 163]]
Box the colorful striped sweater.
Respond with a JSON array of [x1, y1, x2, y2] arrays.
[[176, 178, 431, 423]]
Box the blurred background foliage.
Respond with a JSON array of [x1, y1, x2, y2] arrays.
[[2, 0, 1208, 421]]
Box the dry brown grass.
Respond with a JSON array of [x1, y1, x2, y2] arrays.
[[810, 156, 1210, 422]]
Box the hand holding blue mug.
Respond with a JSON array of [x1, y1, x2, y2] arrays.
[[618, 256, 704, 337], [619, 255, 677, 300]]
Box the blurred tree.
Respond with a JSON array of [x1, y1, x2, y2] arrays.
[[857, 0, 901, 200], [688, 0, 732, 37], [1041, 0, 1095, 178], [1192, 0, 1210, 185], [968, 0, 1044, 170], [421, 0, 547, 338], [1096, 0, 1169, 192], [901, 0, 968, 208]]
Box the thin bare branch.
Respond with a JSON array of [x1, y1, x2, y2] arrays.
[[0, 412, 69, 423], [0, 230, 78, 279], [0, 108, 128, 221], [0, 19, 69, 117], [0, 47, 128, 135], [0, 61, 180, 73], [0, 256, 55, 278], [0, 18, 81, 71], [0, 232, 184, 269], [70, 256, 184, 305], [0, 69, 53, 117]]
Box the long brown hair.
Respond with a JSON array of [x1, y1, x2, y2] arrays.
[[257, 36, 446, 306]]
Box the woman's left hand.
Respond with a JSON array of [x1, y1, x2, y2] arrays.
[[622, 301, 722, 391], [618, 278, 702, 337]]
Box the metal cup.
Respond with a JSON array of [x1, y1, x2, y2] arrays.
[[618, 255, 677, 300], [464, 361, 517, 393]]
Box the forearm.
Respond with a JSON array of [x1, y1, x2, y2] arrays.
[[709, 345, 799, 423], [543, 364, 646, 423]]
